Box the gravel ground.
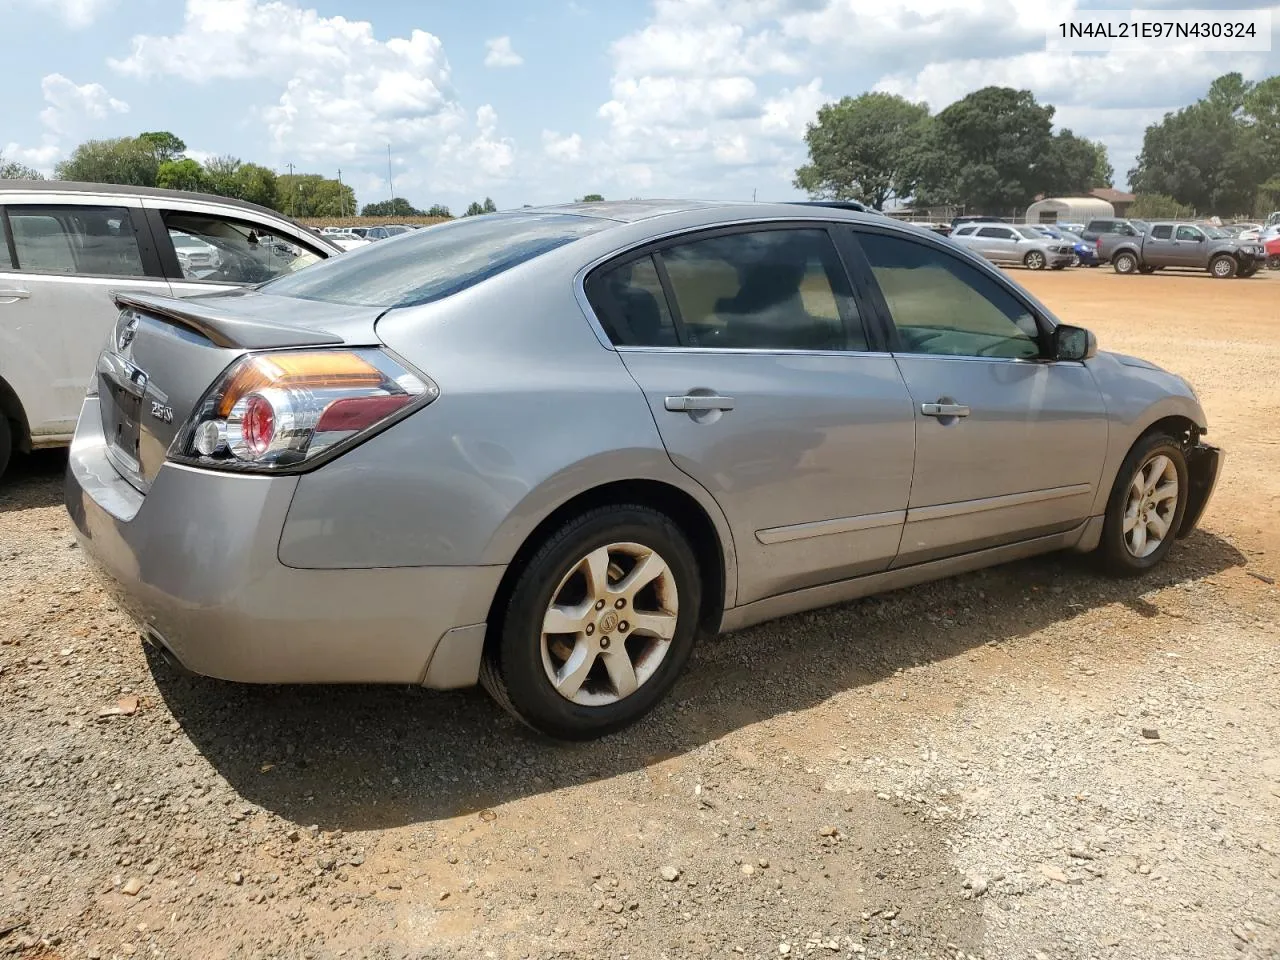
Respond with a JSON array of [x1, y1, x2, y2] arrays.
[[1, 269, 1278, 960]]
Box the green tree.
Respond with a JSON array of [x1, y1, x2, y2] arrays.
[[276, 174, 356, 218], [155, 158, 208, 192], [482, 196, 497, 213], [1128, 194, 1197, 219], [1039, 130, 1103, 197], [1129, 72, 1268, 216], [793, 92, 930, 209], [55, 136, 160, 186], [138, 131, 187, 164], [914, 87, 1056, 213], [361, 197, 421, 217], [425, 203, 452, 218], [0, 154, 43, 179], [579, 193, 604, 202], [464, 200, 486, 216], [1090, 140, 1114, 188], [200, 156, 278, 207]]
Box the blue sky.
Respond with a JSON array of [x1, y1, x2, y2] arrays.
[[2, 0, 1278, 213]]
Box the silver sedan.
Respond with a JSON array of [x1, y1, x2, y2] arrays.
[[65, 201, 1221, 739]]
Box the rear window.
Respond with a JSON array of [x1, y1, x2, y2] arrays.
[[259, 213, 609, 308]]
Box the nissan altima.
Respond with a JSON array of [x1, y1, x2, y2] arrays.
[[65, 201, 1222, 739]]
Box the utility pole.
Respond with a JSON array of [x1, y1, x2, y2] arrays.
[[752, 188, 757, 202], [337, 168, 345, 216], [286, 162, 296, 217], [386, 144, 395, 201]]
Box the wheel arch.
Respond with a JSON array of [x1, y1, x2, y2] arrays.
[[0, 374, 31, 454], [483, 476, 734, 648]]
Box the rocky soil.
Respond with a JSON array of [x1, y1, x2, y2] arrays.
[[2, 269, 1278, 959]]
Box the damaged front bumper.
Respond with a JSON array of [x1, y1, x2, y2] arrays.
[[1176, 443, 1223, 538]]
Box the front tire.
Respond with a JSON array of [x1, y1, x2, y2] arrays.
[[1112, 251, 1138, 274], [1098, 433, 1189, 578], [480, 505, 702, 740], [1209, 255, 1237, 279], [1024, 250, 1047, 270]]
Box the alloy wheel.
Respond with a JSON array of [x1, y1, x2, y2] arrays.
[[1123, 455, 1180, 558], [540, 542, 679, 706]]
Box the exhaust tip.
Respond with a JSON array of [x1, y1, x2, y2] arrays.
[[141, 627, 193, 675]]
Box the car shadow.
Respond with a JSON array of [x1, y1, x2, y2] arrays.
[[149, 529, 1245, 832], [0, 449, 67, 513]]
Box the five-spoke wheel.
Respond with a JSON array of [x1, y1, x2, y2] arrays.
[[1100, 433, 1190, 576]]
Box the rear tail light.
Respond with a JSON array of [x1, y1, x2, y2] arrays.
[[171, 348, 437, 472]]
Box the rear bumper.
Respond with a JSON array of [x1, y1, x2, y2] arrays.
[[64, 398, 502, 687], [1177, 443, 1223, 538]]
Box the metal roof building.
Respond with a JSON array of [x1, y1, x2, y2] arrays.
[[1024, 196, 1115, 224]]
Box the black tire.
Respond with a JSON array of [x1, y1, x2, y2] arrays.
[[1097, 432, 1190, 578], [1051, 262, 1066, 270], [1138, 265, 1157, 275], [0, 415, 10, 481], [1238, 265, 1257, 278], [1070, 253, 1081, 268], [1209, 255, 1237, 279], [1023, 250, 1047, 270], [480, 504, 702, 740], [1112, 251, 1138, 274]]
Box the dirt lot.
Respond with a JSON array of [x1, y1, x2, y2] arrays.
[[2, 268, 1278, 960]]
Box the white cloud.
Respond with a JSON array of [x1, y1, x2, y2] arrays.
[[484, 36, 523, 68], [542, 131, 584, 163], [38, 73, 129, 136], [2, 142, 62, 173], [107, 0, 513, 193], [6, 0, 111, 27]]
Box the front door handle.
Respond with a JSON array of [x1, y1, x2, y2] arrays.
[[0, 288, 31, 303], [921, 402, 970, 418], [665, 394, 735, 412]]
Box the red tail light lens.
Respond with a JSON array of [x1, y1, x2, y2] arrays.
[[242, 394, 276, 457], [172, 348, 437, 472]]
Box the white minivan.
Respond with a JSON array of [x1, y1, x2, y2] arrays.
[[0, 182, 343, 478]]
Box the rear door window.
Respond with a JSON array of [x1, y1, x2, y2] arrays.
[[1151, 225, 1173, 240], [4, 205, 147, 277], [160, 211, 324, 285], [656, 228, 866, 351], [977, 227, 1014, 240]]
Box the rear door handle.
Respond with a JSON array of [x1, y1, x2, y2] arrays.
[[665, 394, 735, 412], [0, 288, 31, 303], [921, 402, 970, 418]]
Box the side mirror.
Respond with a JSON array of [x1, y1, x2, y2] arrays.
[[1052, 324, 1097, 362]]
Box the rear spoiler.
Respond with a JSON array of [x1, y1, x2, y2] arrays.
[[112, 291, 342, 350]]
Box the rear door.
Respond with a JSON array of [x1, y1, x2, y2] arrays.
[[0, 197, 169, 442], [847, 227, 1109, 564], [588, 224, 917, 604]]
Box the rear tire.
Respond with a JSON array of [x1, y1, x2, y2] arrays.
[[1113, 251, 1138, 274], [0, 416, 11, 481], [1097, 433, 1189, 578], [1209, 255, 1237, 279], [480, 504, 702, 740]]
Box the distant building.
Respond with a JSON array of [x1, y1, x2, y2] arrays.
[[1024, 196, 1115, 224], [1089, 188, 1136, 217]]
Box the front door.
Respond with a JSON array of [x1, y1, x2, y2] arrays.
[[1172, 224, 1206, 268], [849, 228, 1109, 565], [586, 226, 917, 604], [0, 200, 169, 442]]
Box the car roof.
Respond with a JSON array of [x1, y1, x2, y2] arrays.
[[0, 179, 293, 223]]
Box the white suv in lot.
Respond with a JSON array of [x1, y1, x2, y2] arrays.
[[0, 182, 342, 478]]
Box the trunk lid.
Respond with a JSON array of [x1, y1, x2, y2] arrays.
[[97, 289, 385, 492]]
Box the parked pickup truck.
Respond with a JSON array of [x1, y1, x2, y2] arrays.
[[1098, 221, 1268, 278]]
